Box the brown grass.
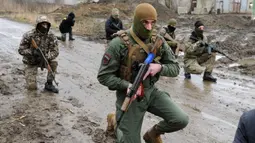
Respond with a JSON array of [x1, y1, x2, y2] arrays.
[[0, 1, 131, 39], [72, 17, 105, 37], [0, 0, 60, 28], [6, 13, 58, 28], [0, 0, 60, 13]]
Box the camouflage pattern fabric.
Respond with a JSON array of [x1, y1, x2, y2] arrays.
[[18, 15, 59, 89], [184, 53, 216, 74], [184, 35, 216, 74], [18, 29, 59, 65], [24, 60, 58, 90]]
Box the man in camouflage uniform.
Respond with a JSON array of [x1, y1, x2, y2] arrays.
[[18, 15, 59, 93], [184, 21, 217, 82], [159, 18, 180, 57], [97, 3, 188, 143]]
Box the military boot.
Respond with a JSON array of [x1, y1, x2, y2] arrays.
[[44, 81, 59, 93], [106, 113, 116, 132], [184, 73, 191, 79], [69, 31, 75, 41], [69, 37, 75, 41], [143, 125, 163, 143], [203, 72, 217, 82]]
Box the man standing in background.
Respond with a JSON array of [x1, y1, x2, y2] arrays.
[[58, 12, 76, 41], [105, 8, 123, 42]]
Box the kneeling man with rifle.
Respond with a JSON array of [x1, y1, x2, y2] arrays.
[[18, 15, 59, 93], [97, 3, 188, 143]]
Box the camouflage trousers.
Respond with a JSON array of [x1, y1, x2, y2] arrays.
[[24, 60, 58, 90], [184, 53, 216, 74]]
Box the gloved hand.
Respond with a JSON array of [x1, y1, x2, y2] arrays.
[[198, 41, 208, 47], [111, 30, 122, 38], [143, 63, 162, 80], [33, 48, 42, 57]]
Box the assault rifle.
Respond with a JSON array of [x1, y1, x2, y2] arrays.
[[193, 37, 235, 61], [31, 38, 59, 86], [110, 23, 122, 38], [116, 38, 160, 126], [111, 23, 121, 30], [206, 42, 235, 61]]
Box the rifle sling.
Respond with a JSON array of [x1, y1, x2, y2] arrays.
[[130, 28, 150, 54], [130, 28, 162, 63]]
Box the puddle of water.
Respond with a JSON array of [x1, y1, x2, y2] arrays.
[[201, 112, 237, 128], [229, 63, 240, 68], [178, 51, 184, 56], [216, 55, 223, 60], [238, 58, 255, 66]]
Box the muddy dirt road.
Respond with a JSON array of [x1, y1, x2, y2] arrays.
[[0, 18, 254, 143]]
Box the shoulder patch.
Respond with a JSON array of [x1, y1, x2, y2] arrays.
[[103, 53, 111, 65]]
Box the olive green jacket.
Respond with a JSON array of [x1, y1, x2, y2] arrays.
[[97, 31, 179, 92]]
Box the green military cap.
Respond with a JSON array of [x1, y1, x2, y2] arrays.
[[168, 18, 177, 26]]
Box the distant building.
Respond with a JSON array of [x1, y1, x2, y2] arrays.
[[176, 0, 253, 14]]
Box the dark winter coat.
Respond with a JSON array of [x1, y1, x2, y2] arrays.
[[233, 109, 255, 143], [105, 16, 123, 40], [59, 12, 75, 33]]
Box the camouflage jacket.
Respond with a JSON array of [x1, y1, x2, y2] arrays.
[[97, 30, 179, 91], [159, 27, 178, 48], [18, 29, 59, 65], [184, 32, 208, 60]]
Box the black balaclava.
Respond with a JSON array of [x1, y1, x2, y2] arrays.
[[37, 22, 50, 34], [68, 12, 75, 20], [168, 25, 176, 32], [194, 20, 204, 38]]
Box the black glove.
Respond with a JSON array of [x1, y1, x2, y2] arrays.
[[33, 48, 42, 57], [198, 41, 208, 47]]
